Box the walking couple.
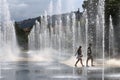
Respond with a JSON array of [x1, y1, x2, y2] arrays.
[[75, 43, 94, 67]]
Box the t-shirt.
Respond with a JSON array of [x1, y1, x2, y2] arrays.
[[87, 47, 92, 55], [77, 48, 82, 55]]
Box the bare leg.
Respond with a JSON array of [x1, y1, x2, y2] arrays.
[[86, 57, 90, 67], [91, 57, 94, 66], [80, 59, 84, 67], [75, 59, 79, 66]]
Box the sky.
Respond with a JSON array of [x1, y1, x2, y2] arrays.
[[8, 0, 84, 21]]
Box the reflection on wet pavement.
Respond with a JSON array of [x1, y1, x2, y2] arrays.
[[0, 61, 120, 80]]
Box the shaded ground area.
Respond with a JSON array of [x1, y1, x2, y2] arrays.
[[0, 61, 120, 80]]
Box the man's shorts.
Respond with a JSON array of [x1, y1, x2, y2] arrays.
[[87, 55, 92, 59]]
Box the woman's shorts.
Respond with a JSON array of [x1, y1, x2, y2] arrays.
[[77, 55, 83, 59]]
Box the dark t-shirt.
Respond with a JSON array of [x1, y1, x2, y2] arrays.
[[77, 48, 82, 55], [87, 47, 92, 56]]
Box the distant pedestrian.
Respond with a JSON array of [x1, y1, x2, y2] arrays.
[[76, 8, 81, 21], [75, 46, 84, 67]]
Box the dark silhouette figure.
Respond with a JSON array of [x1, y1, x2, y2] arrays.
[[75, 46, 84, 67], [76, 8, 81, 21], [86, 43, 94, 67]]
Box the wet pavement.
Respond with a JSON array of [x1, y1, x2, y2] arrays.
[[0, 61, 120, 80]]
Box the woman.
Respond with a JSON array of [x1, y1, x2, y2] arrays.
[[75, 46, 84, 67]]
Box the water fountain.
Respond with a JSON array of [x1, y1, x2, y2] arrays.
[[0, 0, 19, 61], [97, 0, 105, 80], [0, 0, 20, 79], [84, 9, 88, 62], [109, 16, 115, 58], [96, 15, 103, 58], [0, 0, 119, 80], [28, 0, 84, 61], [27, 0, 107, 73]]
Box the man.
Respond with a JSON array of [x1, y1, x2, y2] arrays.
[[75, 46, 84, 67], [86, 43, 94, 67]]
